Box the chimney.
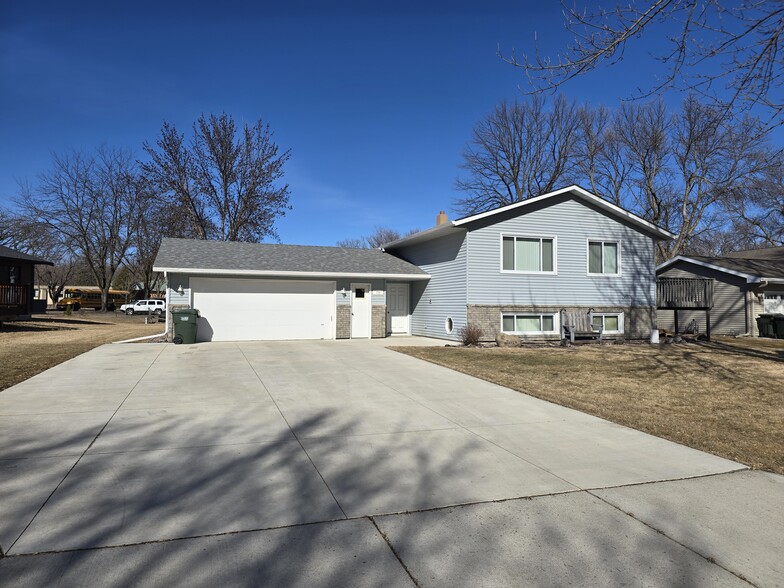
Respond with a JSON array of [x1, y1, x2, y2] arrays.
[[436, 210, 448, 226]]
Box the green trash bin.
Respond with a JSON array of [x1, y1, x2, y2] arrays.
[[757, 314, 775, 338], [772, 314, 784, 339], [172, 308, 200, 344]]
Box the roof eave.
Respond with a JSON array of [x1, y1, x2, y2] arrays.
[[0, 255, 54, 266], [656, 255, 758, 280], [381, 223, 463, 250], [153, 267, 431, 280]]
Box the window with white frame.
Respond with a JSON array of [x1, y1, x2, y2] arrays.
[[502, 313, 557, 334], [588, 240, 619, 275], [591, 313, 623, 333], [502, 236, 555, 273]]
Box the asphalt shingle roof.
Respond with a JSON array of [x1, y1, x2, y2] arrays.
[[153, 238, 428, 276], [725, 246, 784, 261], [687, 253, 784, 280], [0, 244, 52, 265]]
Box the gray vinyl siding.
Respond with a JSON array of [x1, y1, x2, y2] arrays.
[[167, 273, 190, 306], [334, 278, 386, 306], [657, 263, 750, 335], [393, 231, 467, 341], [466, 196, 657, 308]]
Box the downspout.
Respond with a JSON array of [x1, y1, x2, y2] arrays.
[[736, 280, 768, 338], [113, 270, 170, 344]]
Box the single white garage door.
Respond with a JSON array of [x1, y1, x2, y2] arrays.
[[191, 278, 335, 341]]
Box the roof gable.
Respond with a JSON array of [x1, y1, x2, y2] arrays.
[[383, 185, 675, 250], [657, 254, 784, 282]]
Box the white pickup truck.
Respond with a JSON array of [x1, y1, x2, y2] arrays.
[[120, 299, 167, 316]]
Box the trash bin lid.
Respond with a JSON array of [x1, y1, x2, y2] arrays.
[[172, 308, 200, 317]]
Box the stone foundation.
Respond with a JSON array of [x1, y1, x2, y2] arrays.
[[467, 304, 655, 342], [372, 305, 386, 338], [336, 305, 351, 339]]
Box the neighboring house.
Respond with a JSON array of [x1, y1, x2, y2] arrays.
[[656, 247, 784, 336], [383, 185, 674, 342], [153, 186, 674, 342], [0, 245, 53, 322], [153, 240, 429, 342]]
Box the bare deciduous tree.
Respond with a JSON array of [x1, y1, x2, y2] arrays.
[[456, 93, 779, 261], [17, 147, 147, 311], [722, 158, 784, 247], [337, 226, 418, 249], [0, 210, 77, 305], [505, 1, 784, 124], [142, 113, 292, 242], [574, 105, 632, 206], [454, 95, 579, 214]]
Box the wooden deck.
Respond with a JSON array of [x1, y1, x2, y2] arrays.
[[656, 277, 715, 340], [657, 278, 713, 310], [0, 284, 29, 316]]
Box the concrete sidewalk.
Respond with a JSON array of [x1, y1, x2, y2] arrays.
[[1, 340, 781, 586]]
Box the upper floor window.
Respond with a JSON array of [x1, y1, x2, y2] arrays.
[[502, 236, 555, 273], [588, 240, 619, 275]]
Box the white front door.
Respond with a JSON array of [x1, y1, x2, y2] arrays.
[[764, 292, 784, 314], [387, 283, 409, 334], [351, 283, 371, 338]]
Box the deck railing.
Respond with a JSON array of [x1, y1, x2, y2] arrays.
[[656, 278, 713, 309], [0, 284, 29, 312]]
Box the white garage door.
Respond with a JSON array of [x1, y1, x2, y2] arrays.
[[191, 278, 335, 341]]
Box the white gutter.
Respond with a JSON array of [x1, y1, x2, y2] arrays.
[[152, 267, 430, 280]]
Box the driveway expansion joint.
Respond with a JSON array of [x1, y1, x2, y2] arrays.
[[5, 344, 168, 554], [235, 343, 349, 520], [368, 516, 420, 587], [587, 486, 759, 588]]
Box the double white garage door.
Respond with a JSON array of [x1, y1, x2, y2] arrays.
[[191, 278, 334, 342]]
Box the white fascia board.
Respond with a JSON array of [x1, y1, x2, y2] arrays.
[[454, 185, 677, 240], [753, 277, 784, 284], [656, 256, 757, 280], [152, 267, 431, 280], [381, 224, 462, 249]]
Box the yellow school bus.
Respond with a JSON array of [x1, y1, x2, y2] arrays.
[[55, 288, 129, 311]]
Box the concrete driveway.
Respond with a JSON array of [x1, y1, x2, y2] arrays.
[[1, 339, 782, 587]]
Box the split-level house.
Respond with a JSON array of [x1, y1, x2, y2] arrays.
[[153, 186, 674, 342]]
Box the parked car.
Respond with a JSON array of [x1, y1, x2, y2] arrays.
[[121, 299, 166, 316]]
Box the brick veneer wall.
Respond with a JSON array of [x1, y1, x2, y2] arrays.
[[467, 304, 655, 342], [372, 305, 386, 338], [336, 305, 351, 339]]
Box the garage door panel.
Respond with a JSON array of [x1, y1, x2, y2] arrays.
[[191, 278, 335, 341]]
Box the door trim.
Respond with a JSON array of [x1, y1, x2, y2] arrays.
[[350, 282, 372, 339]]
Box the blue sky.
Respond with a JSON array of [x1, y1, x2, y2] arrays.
[[0, 1, 696, 245]]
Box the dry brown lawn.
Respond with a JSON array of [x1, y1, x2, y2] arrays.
[[0, 312, 163, 391], [393, 336, 784, 474]]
